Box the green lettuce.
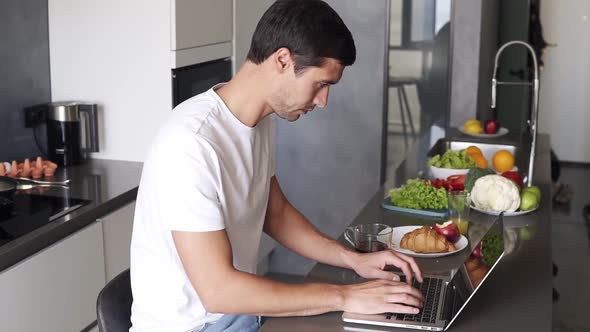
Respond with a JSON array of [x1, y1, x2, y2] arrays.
[[389, 179, 449, 210], [427, 149, 475, 169]]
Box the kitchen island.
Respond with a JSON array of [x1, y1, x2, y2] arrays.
[[261, 134, 552, 332]]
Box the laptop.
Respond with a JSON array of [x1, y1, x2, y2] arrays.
[[342, 216, 505, 331]]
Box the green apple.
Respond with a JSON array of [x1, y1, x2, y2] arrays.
[[522, 186, 541, 201], [520, 191, 539, 211]]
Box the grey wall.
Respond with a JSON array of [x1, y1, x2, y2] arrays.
[[0, 0, 51, 161], [448, 0, 482, 127], [269, 0, 389, 275], [448, 0, 500, 128], [476, 0, 499, 122]]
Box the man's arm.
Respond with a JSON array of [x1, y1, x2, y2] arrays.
[[172, 230, 423, 316], [263, 176, 423, 283]]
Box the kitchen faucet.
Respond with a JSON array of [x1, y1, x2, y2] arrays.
[[491, 41, 540, 187]]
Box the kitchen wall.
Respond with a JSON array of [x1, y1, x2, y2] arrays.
[[448, 0, 500, 128], [0, 0, 51, 161], [476, 0, 499, 122], [48, 0, 171, 162], [448, 0, 483, 128], [269, 0, 389, 275]]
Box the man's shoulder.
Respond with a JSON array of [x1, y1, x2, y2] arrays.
[[157, 90, 223, 142], [148, 109, 218, 166], [172, 90, 221, 127]]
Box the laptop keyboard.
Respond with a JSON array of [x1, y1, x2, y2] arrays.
[[385, 276, 442, 324]]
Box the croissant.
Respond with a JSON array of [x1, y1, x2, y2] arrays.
[[400, 226, 456, 253]]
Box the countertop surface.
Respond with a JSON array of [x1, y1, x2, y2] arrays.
[[261, 133, 552, 331], [0, 159, 142, 272]]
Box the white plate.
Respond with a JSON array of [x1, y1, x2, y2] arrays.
[[429, 165, 470, 179], [471, 205, 539, 216], [458, 127, 509, 138], [390, 226, 468, 258]]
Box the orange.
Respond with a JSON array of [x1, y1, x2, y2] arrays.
[[492, 150, 515, 172], [471, 154, 488, 169], [466, 146, 483, 158]]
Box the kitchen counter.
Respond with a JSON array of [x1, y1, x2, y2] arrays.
[[0, 159, 142, 272], [261, 134, 552, 331]]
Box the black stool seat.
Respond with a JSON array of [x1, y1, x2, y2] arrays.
[[96, 268, 132, 332]]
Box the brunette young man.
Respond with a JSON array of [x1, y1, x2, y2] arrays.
[[130, 1, 423, 331]]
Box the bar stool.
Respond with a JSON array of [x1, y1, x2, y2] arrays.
[[388, 76, 418, 146], [96, 268, 132, 332]]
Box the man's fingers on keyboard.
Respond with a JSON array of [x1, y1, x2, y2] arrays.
[[385, 283, 423, 300], [385, 304, 421, 315], [385, 293, 423, 308], [403, 284, 424, 300]]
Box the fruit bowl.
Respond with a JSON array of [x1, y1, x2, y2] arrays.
[[458, 127, 509, 138], [429, 165, 469, 180]]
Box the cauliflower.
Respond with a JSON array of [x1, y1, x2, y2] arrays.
[[471, 174, 520, 212]]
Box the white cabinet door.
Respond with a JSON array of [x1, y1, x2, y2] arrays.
[[0, 223, 105, 332], [100, 202, 136, 282], [172, 0, 233, 50], [234, 0, 275, 67]]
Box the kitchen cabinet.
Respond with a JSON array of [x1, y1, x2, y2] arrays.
[[172, 0, 233, 50], [48, 0, 234, 162], [100, 201, 136, 282], [232, 0, 278, 275], [0, 222, 105, 332], [234, 0, 275, 67]]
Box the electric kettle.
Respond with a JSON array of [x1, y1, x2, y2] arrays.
[[25, 102, 100, 166]]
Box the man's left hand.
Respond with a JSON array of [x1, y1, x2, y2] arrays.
[[345, 250, 423, 285]]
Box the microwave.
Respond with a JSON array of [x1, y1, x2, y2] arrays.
[[172, 57, 232, 107]]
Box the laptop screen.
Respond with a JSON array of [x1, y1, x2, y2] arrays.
[[443, 216, 505, 329]]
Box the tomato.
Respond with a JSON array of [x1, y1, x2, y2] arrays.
[[446, 174, 466, 191], [431, 178, 447, 189]]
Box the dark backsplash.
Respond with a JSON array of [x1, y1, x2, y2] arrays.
[[0, 0, 50, 162]]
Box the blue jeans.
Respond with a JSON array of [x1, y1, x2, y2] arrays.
[[191, 314, 261, 332]]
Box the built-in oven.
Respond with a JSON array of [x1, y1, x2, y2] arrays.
[[172, 57, 232, 107]]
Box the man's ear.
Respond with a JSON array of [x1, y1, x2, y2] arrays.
[[273, 47, 294, 72]]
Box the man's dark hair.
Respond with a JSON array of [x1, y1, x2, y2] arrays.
[[246, 0, 356, 74]]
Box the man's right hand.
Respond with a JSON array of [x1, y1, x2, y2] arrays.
[[173, 229, 423, 317], [341, 279, 423, 315]]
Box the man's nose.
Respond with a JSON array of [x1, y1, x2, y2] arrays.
[[314, 86, 330, 108]]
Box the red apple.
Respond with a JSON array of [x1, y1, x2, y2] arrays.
[[472, 242, 482, 259], [433, 221, 461, 243], [501, 171, 524, 189], [484, 119, 500, 134]]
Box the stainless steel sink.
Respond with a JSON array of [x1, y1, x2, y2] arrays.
[[428, 138, 528, 176]]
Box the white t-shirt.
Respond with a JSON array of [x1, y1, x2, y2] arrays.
[[129, 85, 275, 332]]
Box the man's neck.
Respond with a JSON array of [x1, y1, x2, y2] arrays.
[[215, 61, 273, 128]]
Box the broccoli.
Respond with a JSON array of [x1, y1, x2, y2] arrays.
[[482, 233, 503, 265]]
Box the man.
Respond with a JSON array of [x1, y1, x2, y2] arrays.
[[130, 1, 424, 331]]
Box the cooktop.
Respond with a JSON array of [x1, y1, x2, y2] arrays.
[[0, 194, 88, 247]]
